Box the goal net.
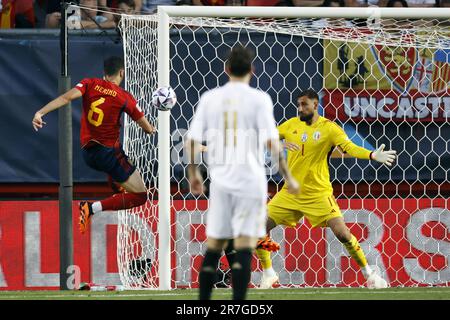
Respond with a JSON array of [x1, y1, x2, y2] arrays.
[[118, 7, 450, 289]]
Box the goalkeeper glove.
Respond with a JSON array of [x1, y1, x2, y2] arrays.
[[370, 144, 397, 166]]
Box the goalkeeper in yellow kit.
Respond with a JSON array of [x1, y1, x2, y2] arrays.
[[256, 89, 396, 289]]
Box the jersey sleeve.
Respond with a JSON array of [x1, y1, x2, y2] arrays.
[[330, 122, 371, 160], [124, 94, 145, 121], [257, 93, 279, 142], [277, 118, 292, 139], [74, 78, 91, 96], [187, 94, 207, 143]]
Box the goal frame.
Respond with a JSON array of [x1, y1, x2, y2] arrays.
[[155, 6, 450, 290]]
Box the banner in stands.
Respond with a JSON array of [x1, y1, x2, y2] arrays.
[[320, 36, 449, 185], [322, 36, 450, 122], [0, 199, 448, 290]]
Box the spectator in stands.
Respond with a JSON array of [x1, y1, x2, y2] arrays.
[[111, 0, 136, 25], [321, 0, 346, 6], [46, 0, 115, 29], [46, 0, 74, 27], [110, 0, 136, 13], [386, 0, 408, 5], [118, 0, 136, 13]]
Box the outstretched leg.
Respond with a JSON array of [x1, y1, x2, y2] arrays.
[[79, 169, 147, 234], [327, 217, 387, 288]]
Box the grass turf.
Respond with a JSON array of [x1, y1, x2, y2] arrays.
[[0, 287, 449, 300]]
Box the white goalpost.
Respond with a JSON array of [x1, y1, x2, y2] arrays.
[[119, 6, 450, 290]]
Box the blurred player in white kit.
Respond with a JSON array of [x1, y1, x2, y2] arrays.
[[186, 45, 299, 300]]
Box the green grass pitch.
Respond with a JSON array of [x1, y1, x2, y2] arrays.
[[0, 287, 449, 300]]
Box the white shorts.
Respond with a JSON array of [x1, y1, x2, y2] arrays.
[[206, 183, 267, 239]]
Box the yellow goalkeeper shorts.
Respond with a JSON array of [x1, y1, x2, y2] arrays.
[[267, 189, 342, 228]]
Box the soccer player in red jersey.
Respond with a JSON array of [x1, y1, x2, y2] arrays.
[[32, 56, 155, 234]]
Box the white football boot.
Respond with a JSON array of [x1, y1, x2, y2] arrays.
[[259, 270, 279, 289], [366, 267, 388, 289]]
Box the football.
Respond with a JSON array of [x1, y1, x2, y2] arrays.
[[151, 86, 177, 111]]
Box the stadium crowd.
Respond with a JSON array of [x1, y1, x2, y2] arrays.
[[0, 0, 448, 28]]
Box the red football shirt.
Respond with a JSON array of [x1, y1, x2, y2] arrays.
[[75, 78, 144, 148]]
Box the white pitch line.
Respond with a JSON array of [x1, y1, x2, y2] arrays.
[[0, 289, 449, 299]]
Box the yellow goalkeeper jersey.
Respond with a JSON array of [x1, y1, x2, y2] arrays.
[[278, 116, 372, 199]]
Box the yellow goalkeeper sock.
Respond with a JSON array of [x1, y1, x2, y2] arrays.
[[343, 234, 368, 269], [256, 248, 272, 270]]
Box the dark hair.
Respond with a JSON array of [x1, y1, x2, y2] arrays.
[[386, 0, 408, 7], [104, 56, 124, 76], [321, 0, 345, 7], [298, 89, 319, 101], [225, 45, 254, 77], [117, 0, 136, 8]]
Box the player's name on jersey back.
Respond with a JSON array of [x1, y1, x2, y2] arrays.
[[94, 85, 117, 97]]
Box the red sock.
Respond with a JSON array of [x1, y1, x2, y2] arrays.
[[100, 192, 147, 211]]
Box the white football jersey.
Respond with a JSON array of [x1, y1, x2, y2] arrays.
[[187, 82, 278, 199]]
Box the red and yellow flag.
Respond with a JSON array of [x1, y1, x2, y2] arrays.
[[0, 0, 15, 29]]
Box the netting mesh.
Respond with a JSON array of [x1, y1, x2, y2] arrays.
[[118, 17, 160, 288], [118, 12, 450, 289]]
